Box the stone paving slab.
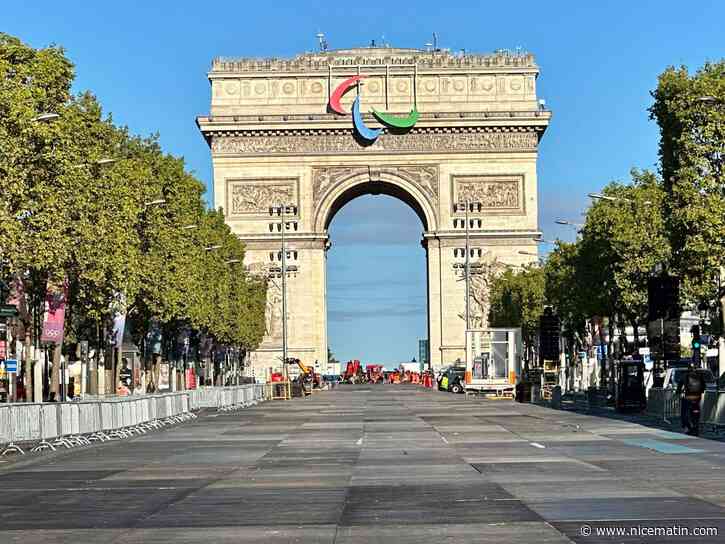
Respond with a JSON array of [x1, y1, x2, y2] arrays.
[[334, 522, 573, 544], [3, 384, 725, 543], [528, 495, 725, 522]]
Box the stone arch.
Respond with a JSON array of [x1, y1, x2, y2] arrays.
[[312, 169, 439, 233]]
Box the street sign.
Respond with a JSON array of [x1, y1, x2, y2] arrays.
[[5, 359, 18, 373], [0, 304, 18, 318], [639, 347, 650, 355]]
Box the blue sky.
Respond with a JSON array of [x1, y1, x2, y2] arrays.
[[6, 1, 724, 364]]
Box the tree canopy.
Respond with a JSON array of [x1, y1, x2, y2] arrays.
[[0, 33, 267, 387]]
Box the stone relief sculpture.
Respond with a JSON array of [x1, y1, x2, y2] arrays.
[[311, 165, 439, 211], [311, 167, 360, 202], [229, 182, 295, 215], [264, 279, 283, 339], [246, 262, 283, 341], [458, 256, 508, 329], [456, 178, 520, 209], [212, 131, 538, 156]]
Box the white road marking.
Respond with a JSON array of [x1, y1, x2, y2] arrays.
[[529, 442, 546, 449], [356, 437, 363, 445], [440, 435, 449, 444]]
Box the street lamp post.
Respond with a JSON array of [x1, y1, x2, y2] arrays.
[[518, 250, 543, 265], [465, 202, 471, 331], [454, 199, 481, 371], [453, 200, 481, 331], [270, 204, 297, 382]]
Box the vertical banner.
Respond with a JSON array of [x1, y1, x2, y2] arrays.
[[185, 367, 197, 389], [110, 294, 127, 348], [158, 363, 170, 390], [40, 280, 68, 345]]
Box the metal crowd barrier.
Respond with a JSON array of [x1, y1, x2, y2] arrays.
[[648, 387, 725, 432], [702, 390, 725, 434], [1, 385, 264, 456], [663, 388, 680, 425]]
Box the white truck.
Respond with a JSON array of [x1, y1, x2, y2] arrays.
[[463, 328, 522, 396]]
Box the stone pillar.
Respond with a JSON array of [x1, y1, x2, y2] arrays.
[[424, 235, 443, 370]]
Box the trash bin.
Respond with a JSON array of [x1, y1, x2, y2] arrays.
[[551, 385, 562, 409]]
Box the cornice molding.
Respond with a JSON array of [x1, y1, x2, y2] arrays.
[[210, 49, 537, 75]]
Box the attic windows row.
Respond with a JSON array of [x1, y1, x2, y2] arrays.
[[453, 219, 483, 229], [453, 248, 484, 258]]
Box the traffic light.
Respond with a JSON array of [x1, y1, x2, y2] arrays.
[[691, 325, 702, 366], [539, 309, 560, 361], [647, 275, 680, 362]]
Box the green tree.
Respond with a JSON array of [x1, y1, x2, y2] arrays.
[[0, 33, 75, 398], [650, 61, 725, 308], [1, 32, 268, 397], [578, 170, 670, 353], [488, 264, 546, 365]]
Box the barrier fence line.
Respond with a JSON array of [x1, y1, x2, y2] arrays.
[[647, 387, 725, 432], [1, 384, 265, 456]]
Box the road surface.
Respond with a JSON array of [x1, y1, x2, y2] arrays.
[[1, 385, 725, 543]]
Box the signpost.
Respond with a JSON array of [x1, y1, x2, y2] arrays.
[[0, 304, 19, 318], [5, 359, 18, 373]]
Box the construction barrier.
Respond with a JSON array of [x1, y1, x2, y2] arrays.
[[0, 384, 265, 456]]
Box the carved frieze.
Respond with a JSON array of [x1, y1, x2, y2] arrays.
[[452, 175, 523, 212], [226, 178, 299, 217], [311, 165, 439, 211], [212, 131, 538, 156], [311, 167, 360, 203]]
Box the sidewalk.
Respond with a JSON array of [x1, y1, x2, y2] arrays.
[[559, 395, 725, 442]]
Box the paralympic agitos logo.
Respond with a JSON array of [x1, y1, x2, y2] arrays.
[[329, 75, 419, 142]]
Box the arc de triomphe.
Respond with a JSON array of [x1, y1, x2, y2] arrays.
[[197, 47, 550, 376]]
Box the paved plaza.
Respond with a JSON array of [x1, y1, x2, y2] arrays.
[[1, 385, 725, 543]]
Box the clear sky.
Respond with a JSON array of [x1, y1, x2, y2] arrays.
[[6, 0, 724, 364]]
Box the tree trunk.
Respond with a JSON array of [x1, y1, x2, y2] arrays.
[[23, 329, 32, 402], [631, 318, 640, 352], [50, 343, 61, 401], [607, 316, 615, 390], [618, 314, 628, 358]]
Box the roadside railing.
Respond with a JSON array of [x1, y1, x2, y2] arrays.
[[647, 387, 725, 433], [0, 384, 266, 456]]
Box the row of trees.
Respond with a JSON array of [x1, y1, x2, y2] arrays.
[[0, 33, 267, 399], [488, 60, 724, 382]]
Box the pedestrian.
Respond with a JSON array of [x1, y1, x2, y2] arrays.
[[677, 365, 705, 435]]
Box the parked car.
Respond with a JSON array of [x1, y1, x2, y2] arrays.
[[438, 366, 466, 394]]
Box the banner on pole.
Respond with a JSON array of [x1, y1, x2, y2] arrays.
[[41, 280, 68, 345]]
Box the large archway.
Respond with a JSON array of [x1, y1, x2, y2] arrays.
[[325, 191, 428, 365], [318, 171, 436, 370], [198, 46, 550, 378]]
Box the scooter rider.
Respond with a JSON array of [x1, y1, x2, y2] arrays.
[[677, 364, 706, 435]]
